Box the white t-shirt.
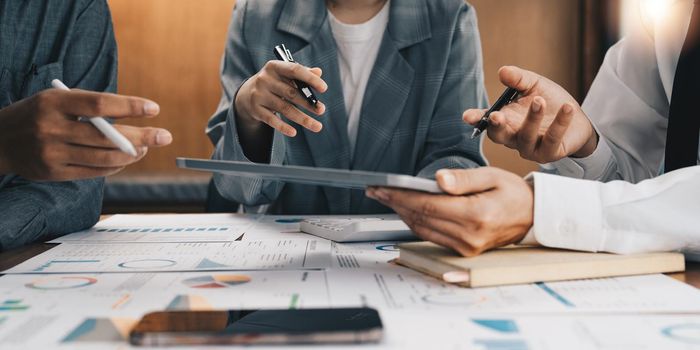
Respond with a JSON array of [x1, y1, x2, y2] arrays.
[[328, 1, 390, 160]]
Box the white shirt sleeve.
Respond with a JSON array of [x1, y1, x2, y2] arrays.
[[528, 167, 700, 254], [546, 7, 686, 183], [547, 134, 617, 180]]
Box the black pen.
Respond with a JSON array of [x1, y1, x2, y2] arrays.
[[471, 87, 520, 139], [274, 44, 319, 107]]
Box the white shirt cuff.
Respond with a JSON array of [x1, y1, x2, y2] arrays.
[[529, 172, 605, 252], [546, 136, 615, 180]]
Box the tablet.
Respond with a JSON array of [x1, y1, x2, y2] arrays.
[[176, 158, 443, 194]]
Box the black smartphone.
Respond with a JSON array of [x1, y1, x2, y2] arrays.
[[129, 307, 383, 346]]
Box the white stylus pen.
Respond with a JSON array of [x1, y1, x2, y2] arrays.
[[51, 79, 138, 157]]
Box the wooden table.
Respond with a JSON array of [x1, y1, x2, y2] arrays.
[[1, 243, 698, 288]]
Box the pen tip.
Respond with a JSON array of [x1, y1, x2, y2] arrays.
[[470, 129, 480, 139]]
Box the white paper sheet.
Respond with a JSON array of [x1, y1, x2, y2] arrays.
[[49, 214, 260, 243], [331, 241, 401, 269], [238, 215, 313, 241], [3, 240, 331, 274], [3, 311, 700, 349], [0, 270, 330, 318], [327, 267, 700, 314], [6, 213, 700, 349]]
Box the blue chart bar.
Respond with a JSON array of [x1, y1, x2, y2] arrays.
[[473, 339, 529, 350], [32, 260, 101, 273], [472, 319, 520, 334], [535, 282, 575, 308]]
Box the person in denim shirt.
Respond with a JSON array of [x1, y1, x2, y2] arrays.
[[0, 0, 172, 250]]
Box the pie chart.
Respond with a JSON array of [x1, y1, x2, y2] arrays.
[[182, 275, 252, 289], [26, 276, 97, 290]]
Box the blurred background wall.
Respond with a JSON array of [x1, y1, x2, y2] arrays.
[[105, 0, 620, 212]]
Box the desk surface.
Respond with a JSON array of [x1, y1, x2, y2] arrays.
[[1, 242, 699, 289]]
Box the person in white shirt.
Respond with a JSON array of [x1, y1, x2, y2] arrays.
[[367, 0, 700, 256]]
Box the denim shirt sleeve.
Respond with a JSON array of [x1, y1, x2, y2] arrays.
[[0, 0, 117, 250]]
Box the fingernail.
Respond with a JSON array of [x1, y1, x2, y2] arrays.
[[443, 271, 471, 283], [156, 130, 173, 145], [316, 102, 326, 115], [532, 99, 542, 113], [562, 103, 573, 114], [144, 101, 160, 115], [366, 189, 376, 199], [438, 170, 456, 190]]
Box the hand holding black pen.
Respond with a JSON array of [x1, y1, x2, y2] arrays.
[[463, 66, 597, 164], [470, 87, 519, 139], [234, 44, 328, 139], [274, 44, 319, 107]]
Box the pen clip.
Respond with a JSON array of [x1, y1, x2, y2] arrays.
[[284, 48, 294, 63]]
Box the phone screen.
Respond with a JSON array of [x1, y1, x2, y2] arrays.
[[130, 307, 383, 346]]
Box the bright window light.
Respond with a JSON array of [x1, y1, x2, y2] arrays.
[[643, 0, 671, 22], [620, 0, 677, 37]]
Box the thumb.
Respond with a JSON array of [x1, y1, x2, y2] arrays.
[[498, 66, 541, 95], [436, 168, 500, 195]]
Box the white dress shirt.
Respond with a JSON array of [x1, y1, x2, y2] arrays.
[[328, 1, 390, 161], [525, 0, 700, 255]]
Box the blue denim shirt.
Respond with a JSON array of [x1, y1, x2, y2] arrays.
[[0, 0, 117, 250]]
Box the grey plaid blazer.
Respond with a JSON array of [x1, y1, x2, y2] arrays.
[[207, 0, 488, 215]]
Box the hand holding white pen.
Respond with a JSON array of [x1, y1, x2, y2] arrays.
[[0, 81, 173, 181], [51, 79, 138, 156]]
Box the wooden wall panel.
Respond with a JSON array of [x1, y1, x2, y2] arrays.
[[109, 0, 583, 177], [109, 0, 237, 175]]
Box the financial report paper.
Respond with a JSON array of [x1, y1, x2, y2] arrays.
[[49, 214, 260, 243], [3, 240, 331, 274], [5, 214, 700, 349]]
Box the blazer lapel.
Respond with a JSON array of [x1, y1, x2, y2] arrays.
[[278, 1, 352, 213], [351, 0, 430, 171], [351, 33, 415, 172]]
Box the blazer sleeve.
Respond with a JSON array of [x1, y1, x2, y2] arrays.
[[206, 0, 287, 206], [416, 4, 488, 178], [0, 0, 116, 250]]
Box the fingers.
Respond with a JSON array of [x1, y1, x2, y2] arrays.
[[462, 109, 488, 125], [115, 125, 173, 148], [61, 144, 148, 168], [498, 66, 541, 94], [260, 93, 322, 133], [539, 103, 574, 157], [393, 207, 475, 256], [268, 61, 328, 93], [63, 121, 172, 149], [50, 89, 160, 119], [366, 187, 466, 223], [435, 168, 501, 195], [483, 111, 517, 147], [517, 97, 546, 156], [254, 105, 298, 137], [309, 67, 323, 77], [263, 77, 326, 116]]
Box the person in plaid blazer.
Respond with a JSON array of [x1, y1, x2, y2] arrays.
[[207, 0, 488, 215]]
